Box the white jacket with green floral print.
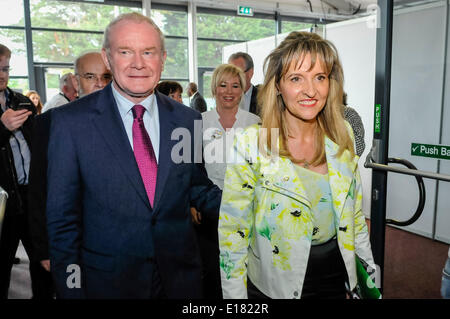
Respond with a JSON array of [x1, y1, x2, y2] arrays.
[[218, 123, 375, 299]]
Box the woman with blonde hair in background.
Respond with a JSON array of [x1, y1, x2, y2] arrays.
[[218, 31, 375, 299], [26, 90, 43, 114], [194, 63, 259, 299]]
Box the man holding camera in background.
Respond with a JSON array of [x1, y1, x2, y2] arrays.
[[0, 43, 39, 299]]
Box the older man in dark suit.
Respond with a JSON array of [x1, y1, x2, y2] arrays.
[[46, 12, 221, 299]]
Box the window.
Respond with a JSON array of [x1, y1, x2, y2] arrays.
[[30, 0, 141, 31], [282, 20, 316, 34], [196, 12, 275, 101], [0, 1, 25, 27], [0, 29, 28, 77], [197, 13, 274, 40], [32, 30, 104, 63], [151, 8, 189, 81], [151, 9, 187, 37]]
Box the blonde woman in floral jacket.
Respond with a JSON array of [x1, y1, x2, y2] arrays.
[[218, 31, 375, 299]]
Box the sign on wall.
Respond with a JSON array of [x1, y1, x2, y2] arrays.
[[411, 143, 450, 160]]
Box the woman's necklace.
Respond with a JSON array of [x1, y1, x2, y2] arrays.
[[288, 134, 311, 169], [302, 160, 310, 169]]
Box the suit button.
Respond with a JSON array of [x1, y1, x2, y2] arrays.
[[339, 226, 347, 232], [151, 219, 156, 226], [146, 257, 154, 263]]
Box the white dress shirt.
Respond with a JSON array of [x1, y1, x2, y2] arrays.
[[202, 108, 260, 189], [112, 85, 160, 162]]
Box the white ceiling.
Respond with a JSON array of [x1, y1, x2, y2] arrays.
[[129, 0, 442, 21], [183, 0, 378, 21]]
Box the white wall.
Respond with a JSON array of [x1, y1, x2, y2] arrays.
[[325, 16, 377, 220], [387, 2, 447, 240], [434, 0, 450, 244]]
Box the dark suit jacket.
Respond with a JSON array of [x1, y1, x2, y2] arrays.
[[249, 85, 259, 115], [46, 83, 221, 299], [27, 110, 52, 263], [0, 88, 35, 216], [190, 92, 207, 113]]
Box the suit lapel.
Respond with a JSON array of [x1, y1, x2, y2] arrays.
[[90, 85, 151, 210], [152, 92, 178, 213], [325, 136, 357, 219]]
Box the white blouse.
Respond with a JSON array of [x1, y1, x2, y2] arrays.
[[202, 108, 260, 189]]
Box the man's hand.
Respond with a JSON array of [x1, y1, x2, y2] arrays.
[[0, 108, 32, 131], [190, 207, 202, 225], [40, 259, 51, 272]]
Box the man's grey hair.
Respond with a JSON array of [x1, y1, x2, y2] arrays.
[[102, 12, 166, 55], [60, 73, 73, 91], [228, 52, 254, 72]]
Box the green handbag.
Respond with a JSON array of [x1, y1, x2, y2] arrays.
[[353, 256, 382, 299]]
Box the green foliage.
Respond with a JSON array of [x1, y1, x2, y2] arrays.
[[8, 78, 29, 93], [1, 0, 140, 63], [46, 73, 59, 89], [282, 21, 315, 34]]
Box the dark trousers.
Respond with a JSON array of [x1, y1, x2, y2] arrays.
[[248, 238, 347, 299], [0, 187, 54, 299], [195, 220, 222, 299]]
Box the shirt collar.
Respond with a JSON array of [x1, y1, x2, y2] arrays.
[[112, 83, 156, 118], [213, 107, 242, 128], [245, 85, 253, 98], [1, 88, 10, 112]]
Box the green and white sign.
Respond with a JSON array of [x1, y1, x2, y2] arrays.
[[374, 104, 381, 133], [237, 6, 253, 16], [411, 143, 450, 160]]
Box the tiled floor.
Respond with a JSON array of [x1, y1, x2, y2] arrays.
[[7, 227, 450, 299]]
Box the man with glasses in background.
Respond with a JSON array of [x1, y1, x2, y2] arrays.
[[74, 51, 112, 98], [0, 43, 41, 299], [228, 52, 260, 115], [27, 51, 113, 299]]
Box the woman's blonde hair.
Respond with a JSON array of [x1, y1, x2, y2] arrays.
[[258, 31, 354, 165], [211, 64, 246, 98], [25, 90, 43, 115]]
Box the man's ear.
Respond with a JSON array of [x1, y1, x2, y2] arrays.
[[248, 68, 254, 79], [101, 49, 112, 71], [161, 50, 167, 72]]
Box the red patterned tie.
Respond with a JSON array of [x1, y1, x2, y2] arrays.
[[132, 104, 158, 207]]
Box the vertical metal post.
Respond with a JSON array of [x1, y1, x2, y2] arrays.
[[34, 66, 47, 103], [142, 0, 152, 18], [23, 0, 36, 90], [370, 0, 393, 293], [188, 0, 198, 84]]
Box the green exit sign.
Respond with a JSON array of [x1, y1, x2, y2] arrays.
[[238, 6, 254, 16], [411, 143, 450, 160]]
